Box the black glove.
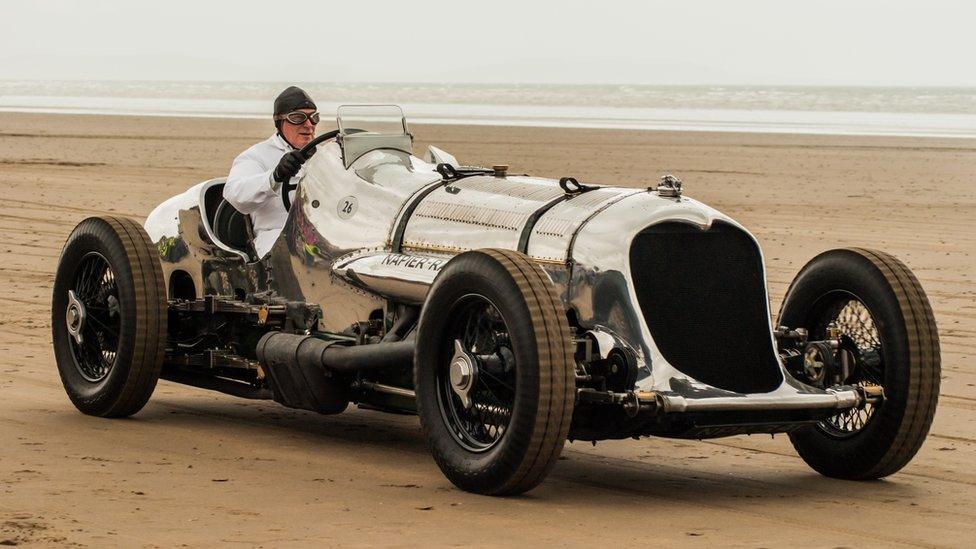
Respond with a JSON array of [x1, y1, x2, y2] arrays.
[[272, 149, 309, 183]]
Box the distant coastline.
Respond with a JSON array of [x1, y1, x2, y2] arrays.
[[2, 81, 974, 138]]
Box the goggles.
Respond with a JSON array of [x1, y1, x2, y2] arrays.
[[276, 111, 320, 125]]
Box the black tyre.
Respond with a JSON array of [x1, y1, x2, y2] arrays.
[[779, 248, 939, 479], [415, 249, 575, 495], [52, 216, 167, 417]]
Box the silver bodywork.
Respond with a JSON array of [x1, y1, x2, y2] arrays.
[[145, 114, 862, 419]]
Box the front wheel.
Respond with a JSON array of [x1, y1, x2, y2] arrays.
[[415, 249, 575, 495], [51, 216, 167, 417], [779, 248, 940, 479]]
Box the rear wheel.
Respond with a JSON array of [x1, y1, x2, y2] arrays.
[[52, 216, 167, 417], [779, 248, 940, 479], [415, 249, 575, 495]]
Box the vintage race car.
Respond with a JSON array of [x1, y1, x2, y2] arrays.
[[51, 106, 940, 495]]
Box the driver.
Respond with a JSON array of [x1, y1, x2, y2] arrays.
[[223, 86, 319, 257]]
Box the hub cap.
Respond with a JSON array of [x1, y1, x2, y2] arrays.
[[65, 290, 87, 344], [449, 340, 477, 409]]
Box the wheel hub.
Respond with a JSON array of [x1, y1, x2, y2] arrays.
[[803, 341, 836, 385], [449, 339, 478, 409], [65, 290, 86, 345], [803, 345, 825, 382]]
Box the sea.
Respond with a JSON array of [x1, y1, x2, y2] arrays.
[[1, 80, 975, 138]]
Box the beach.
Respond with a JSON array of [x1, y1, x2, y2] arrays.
[[1, 112, 974, 546]]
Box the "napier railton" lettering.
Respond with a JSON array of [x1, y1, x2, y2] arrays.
[[381, 253, 444, 271]]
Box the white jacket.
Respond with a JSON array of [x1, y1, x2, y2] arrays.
[[223, 133, 306, 258]]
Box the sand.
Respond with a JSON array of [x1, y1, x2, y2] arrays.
[[1, 112, 974, 547]]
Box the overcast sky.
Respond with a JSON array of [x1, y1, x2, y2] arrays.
[[1, 0, 973, 86]]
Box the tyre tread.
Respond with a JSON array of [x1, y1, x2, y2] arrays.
[[483, 249, 574, 494], [851, 248, 940, 477], [104, 216, 166, 417]]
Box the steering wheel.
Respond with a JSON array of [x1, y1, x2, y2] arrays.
[[281, 129, 340, 211]]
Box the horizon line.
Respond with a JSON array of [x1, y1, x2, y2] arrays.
[[2, 78, 975, 91]]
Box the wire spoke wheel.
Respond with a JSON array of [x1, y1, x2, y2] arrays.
[[779, 248, 940, 480], [52, 216, 166, 418], [813, 297, 884, 437], [415, 249, 575, 495], [437, 295, 516, 452], [66, 253, 122, 382]]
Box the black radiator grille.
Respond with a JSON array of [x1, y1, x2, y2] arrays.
[[629, 221, 782, 394]]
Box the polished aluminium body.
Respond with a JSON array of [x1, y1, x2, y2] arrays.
[[144, 107, 864, 432]]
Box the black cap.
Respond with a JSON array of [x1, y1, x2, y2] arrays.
[[274, 86, 316, 117]]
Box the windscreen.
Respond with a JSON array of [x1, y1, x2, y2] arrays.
[[337, 105, 408, 136]]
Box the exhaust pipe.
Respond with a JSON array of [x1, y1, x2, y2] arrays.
[[254, 332, 415, 415], [256, 332, 415, 375]]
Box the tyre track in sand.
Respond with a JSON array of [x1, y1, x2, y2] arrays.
[[1, 197, 145, 220]]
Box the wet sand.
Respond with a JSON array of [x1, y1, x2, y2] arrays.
[[1, 112, 974, 547]]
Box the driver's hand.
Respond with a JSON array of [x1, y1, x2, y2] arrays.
[[273, 148, 314, 184]]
